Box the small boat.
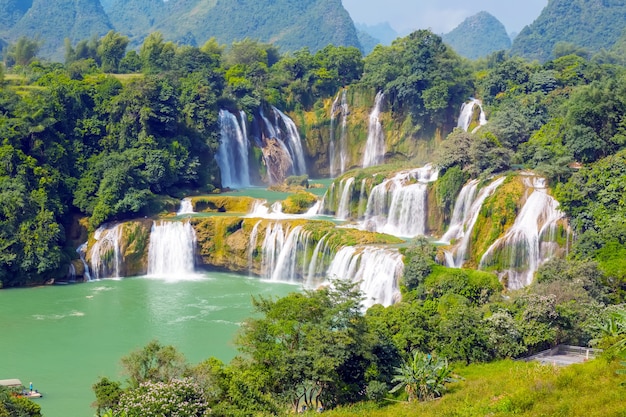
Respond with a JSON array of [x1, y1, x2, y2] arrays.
[[0, 379, 43, 398]]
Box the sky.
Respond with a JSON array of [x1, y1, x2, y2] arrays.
[[341, 0, 548, 36]]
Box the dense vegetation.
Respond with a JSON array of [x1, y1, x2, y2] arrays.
[[0, 16, 625, 414], [442, 11, 512, 60], [511, 0, 626, 62]]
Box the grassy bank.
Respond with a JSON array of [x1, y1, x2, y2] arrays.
[[323, 358, 626, 417]]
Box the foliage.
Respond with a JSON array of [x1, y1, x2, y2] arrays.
[[0, 386, 41, 417], [390, 350, 457, 402], [93, 377, 122, 417], [120, 340, 188, 388], [117, 378, 209, 417], [402, 237, 436, 291]]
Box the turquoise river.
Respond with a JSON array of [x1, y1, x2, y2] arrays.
[[0, 273, 296, 417]]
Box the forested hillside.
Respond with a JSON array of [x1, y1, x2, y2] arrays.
[[442, 11, 511, 60], [6, 0, 113, 60], [511, 0, 626, 62], [1, 0, 361, 60]]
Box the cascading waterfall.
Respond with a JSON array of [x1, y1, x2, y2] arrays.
[[247, 200, 322, 219], [272, 107, 307, 176], [363, 92, 385, 168], [457, 98, 487, 132], [326, 246, 404, 308], [216, 109, 251, 188], [329, 92, 340, 177], [336, 177, 355, 220], [357, 179, 367, 218], [305, 234, 332, 286], [89, 224, 123, 279], [336, 89, 350, 174], [441, 177, 506, 268], [361, 165, 439, 237], [147, 221, 197, 278], [479, 176, 565, 289], [248, 221, 262, 275], [260, 223, 311, 282], [177, 198, 194, 215], [77, 243, 92, 281]]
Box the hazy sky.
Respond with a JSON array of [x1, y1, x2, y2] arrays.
[[342, 0, 548, 35]]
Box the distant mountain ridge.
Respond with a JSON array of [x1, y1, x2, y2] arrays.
[[511, 0, 626, 62], [442, 11, 511, 60], [1, 0, 362, 61]]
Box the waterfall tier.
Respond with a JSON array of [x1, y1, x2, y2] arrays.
[[360, 165, 439, 238], [216, 109, 251, 188], [147, 221, 197, 279], [177, 198, 194, 215], [89, 224, 123, 279], [327, 246, 403, 308], [329, 89, 350, 177], [479, 176, 566, 289], [362, 92, 385, 168], [457, 98, 487, 132], [442, 177, 506, 268]]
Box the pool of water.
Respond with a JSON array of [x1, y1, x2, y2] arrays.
[[0, 273, 296, 417]]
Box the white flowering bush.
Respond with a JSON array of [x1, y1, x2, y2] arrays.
[[117, 378, 209, 417]]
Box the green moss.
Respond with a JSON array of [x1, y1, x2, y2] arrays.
[[469, 175, 525, 266], [191, 196, 256, 213], [282, 191, 318, 214]]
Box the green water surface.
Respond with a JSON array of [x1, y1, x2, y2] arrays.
[[0, 273, 297, 417]]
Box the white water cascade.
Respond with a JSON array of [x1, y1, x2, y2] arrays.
[[361, 165, 439, 238], [89, 224, 123, 279], [77, 243, 92, 281], [329, 89, 349, 176], [336, 177, 355, 220], [479, 176, 565, 289], [272, 107, 307, 176], [441, 177, 506, 268], [177, 198, 194, 215], [261, 223, 311, 282], [247, 200, 322, 220], [457, 98, 487, 132], [362, 92, 385, 167], [216, 109, 251, 188], [326, 246, 404, 308], [147, 221, 197, 278]]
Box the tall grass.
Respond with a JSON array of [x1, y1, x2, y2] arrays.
[[323, 358, 626, 417]]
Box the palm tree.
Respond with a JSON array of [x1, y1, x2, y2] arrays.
[[390, 350, 458, 402]]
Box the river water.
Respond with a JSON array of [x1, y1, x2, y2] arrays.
[[0, 273, 296, 417]]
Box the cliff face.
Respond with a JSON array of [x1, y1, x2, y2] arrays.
[[293, 87, 445, 179]]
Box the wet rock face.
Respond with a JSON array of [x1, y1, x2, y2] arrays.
[[262, 138, 294, 184]]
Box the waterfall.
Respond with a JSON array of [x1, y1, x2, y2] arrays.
[[361, 165, 439, 238], [357, 179, 367, 218], [147, 221, 197, 278], [363, 92, 385, 168], [261, 223, 311, 282], [306, 234, 332, 286], [89, 224, 123, 279], [329, 92, 341, 177], [479, 176, 565, 289], [336, 177, 355, 220], [177, 198, 194, 215], [457, 98, 487, 132], [339, 89, 349, 174], [248, 221, 262, 275], [77, 243, 92, 281], [326, 246, 404, 308], [272, 107, 307, 176], [216, 110, 251, 188], [67, 263, 76, 281], [247, 199, 321, 219], [441, 177, 506, 267]]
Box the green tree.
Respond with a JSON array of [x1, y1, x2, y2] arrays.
[[97, 31, 129, 73], [120, 340, 188, 388], [5, 36, 41, 67], [92, 377, 122, 416], [117, 378, 209, 417]]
